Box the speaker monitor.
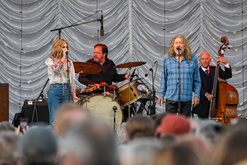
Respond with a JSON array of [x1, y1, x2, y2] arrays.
[[21, 101, 49, 124]]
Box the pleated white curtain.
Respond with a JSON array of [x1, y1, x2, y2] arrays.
[[0, 0, 246, 121]]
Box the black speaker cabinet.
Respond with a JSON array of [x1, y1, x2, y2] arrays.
[[12, 112, 22, 127], [21, 101, 49, 124]]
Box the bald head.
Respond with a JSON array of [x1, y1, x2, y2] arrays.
[[199, 52, 211, 68]]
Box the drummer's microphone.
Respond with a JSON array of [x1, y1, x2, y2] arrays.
[[100, 10, 104, 36], [130, 68, 136, 81], [145, 61, 157, 77]]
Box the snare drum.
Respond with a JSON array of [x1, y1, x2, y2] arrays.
[[82, 95, 123, 130], [117, 81, 142, 107]]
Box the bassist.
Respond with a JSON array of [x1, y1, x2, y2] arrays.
[[192, 52, 232, 119]]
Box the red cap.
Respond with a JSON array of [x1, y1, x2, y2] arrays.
[[155, 114, 190, 137]]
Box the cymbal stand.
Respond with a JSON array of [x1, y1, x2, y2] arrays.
[[128, 68, 131, 119]]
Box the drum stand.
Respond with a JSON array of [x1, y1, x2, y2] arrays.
[[112, 89, 117, 101]]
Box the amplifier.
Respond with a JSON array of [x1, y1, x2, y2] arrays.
[[21, 100, 49, 124]]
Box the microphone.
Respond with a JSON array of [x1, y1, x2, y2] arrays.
[[130, 68, 136, 81], [176, 46, 181, 55], [65, 51, 68, 60], [100, 10, 104, 36], [145, 61, 157, 77], [113, 106, 117, 111]]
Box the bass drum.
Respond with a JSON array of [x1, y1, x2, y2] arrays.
[[82, 95, 123, 130]]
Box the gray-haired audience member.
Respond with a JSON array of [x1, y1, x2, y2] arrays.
[[120, 138, 163, 165], [116, 122, 127, 144], [20, 126, 57, 165], [0, 121, 15, 132], [59, 120, 120, 165], [0, 131, 21, 165], [195, 119, 225, 145]]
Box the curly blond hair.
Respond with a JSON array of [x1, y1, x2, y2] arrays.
[[51, 39, 69, 60], [168, 35, 192, 61]]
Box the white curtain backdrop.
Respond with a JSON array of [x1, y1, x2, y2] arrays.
[[0, 0, 246, 121]]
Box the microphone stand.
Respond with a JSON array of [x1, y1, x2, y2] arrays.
[[36, 79, 49, 100], [66, 52, 71, 102], [177, 50, 181, 114], [50, 18, 102, 39]]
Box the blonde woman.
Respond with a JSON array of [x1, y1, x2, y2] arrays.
[[45, 39, 79, 126]]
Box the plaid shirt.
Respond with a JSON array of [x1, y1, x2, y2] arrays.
[[159, 53, 201, 102]]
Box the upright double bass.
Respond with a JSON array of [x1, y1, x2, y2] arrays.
[[208, 36, 239, 124]]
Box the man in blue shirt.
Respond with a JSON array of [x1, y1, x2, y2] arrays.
[[158, 35, 201, 117]]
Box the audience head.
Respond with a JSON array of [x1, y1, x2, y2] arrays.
[[195, 119, 225, 145], [54, 103, 89, 136], [116, 122, 127, 144], [126, 115, 155, 141], [120, 138, 163, 165], [151, 113, 167, 131], [155, 142, 202, 165], [178, 134, 212, 161], [20, 126, 57, 165], [0, 131, 21, 165], [155, 114, 190, 137], [0, 121, 15, 132], [59, 119, 119, 165], [208, 121, 247, 165]]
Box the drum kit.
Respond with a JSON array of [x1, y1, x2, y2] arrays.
[[74, 61, 147, 130]]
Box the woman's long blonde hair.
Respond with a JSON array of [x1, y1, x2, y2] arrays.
[[168, 35, 192, 61], [51, 39, 69, 59]]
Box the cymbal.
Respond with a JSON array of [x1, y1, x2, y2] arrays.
[[73, 62, 102, 74], [114, 61, 146, 68]]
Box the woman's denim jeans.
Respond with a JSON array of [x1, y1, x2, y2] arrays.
[[48, 83, 70, 126]]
